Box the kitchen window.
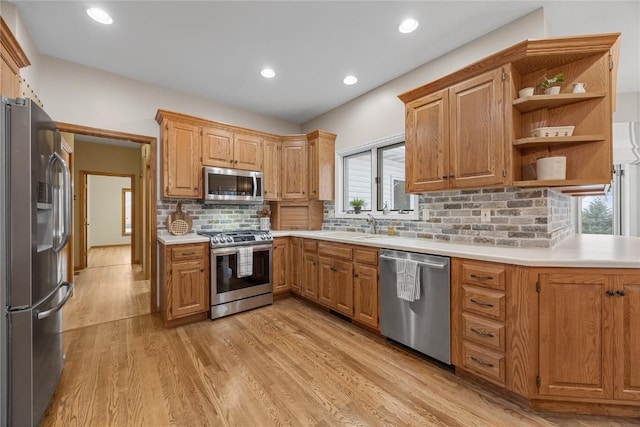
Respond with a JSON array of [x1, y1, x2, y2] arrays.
[[336, 133, 418, 219], [574, 163, 640, 236]]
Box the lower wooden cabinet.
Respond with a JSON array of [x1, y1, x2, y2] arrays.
[[452, 259, 640, 416], [303, 252, 319, 300], [159, 242, 210, 326], [353, 247, 379, 328], [290, 237, 303, 295], [537, 271, 640, 404], [272, 237, 289, 295]]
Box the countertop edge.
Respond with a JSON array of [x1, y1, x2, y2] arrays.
[[271, 231, 640, 269]]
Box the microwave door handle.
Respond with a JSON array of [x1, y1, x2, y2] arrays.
[[51, 152, 72, 252], [252, 175, 257, 197]]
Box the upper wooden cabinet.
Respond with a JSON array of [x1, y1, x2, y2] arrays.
[[1, 18, 30, 99], [400, 33, 621, 194], [160, 119, 201, 198], [281, 136, 308, 200], [262, 137, 280, 201], [306, 130, 336, 201], [202, 126, 262, 171], [404, 68, 507, 192], [156, 109, 336, 203]]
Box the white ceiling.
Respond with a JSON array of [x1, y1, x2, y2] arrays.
[[9, 1, 640, 126]]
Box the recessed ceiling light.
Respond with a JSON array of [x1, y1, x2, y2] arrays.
[[398, 18, 419, 34], [260, 68, 276, 78], [87, 8, 113, 25], [343, 75, 358, 85]]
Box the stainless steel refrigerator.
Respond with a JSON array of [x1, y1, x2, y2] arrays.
[[1, 97, 74, 426]]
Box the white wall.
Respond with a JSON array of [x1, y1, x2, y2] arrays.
[[615, 92, 640, 122], [302, 9, 546, 149], [87, 175, 131, 248], [37, 55, 301, 139]]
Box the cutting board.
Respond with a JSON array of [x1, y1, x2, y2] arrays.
[[166, 203, 193, 236]]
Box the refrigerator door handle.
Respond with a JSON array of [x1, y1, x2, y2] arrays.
[[35, 282, 74, 320], [50, 151, 72, 252]]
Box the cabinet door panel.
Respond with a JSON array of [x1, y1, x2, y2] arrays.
[[405, 89, 449, 192], [272, 238, 289, 294], [165, 121, 201, 198], [290, 238, 303, 295], [171, 259, 207, 318], [303, 253, 319, 301], [449, 68, 505, 188], [281, 140, 308, 200], [354, 264, 378, 328], [334, 260, 353, 316], [263, 138, 280, 200], [614, 275, 640, 401], [538, 273, 613, 399], [318, 257, 335, 308], [202, 127, 234, 168], [235, 132, 263, 171]]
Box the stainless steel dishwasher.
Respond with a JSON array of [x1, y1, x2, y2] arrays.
[[379, 249, 451, 364]]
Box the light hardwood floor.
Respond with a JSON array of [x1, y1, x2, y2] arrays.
[[63, 246, 150, 331], [44, 298, 638, 426]]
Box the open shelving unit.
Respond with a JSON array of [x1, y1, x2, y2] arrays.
[[507, 34, 619, 194]]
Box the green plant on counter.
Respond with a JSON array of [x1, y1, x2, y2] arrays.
[[537, 72, 566, 90]]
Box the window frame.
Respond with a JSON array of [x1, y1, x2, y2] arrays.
[[335, 133, 419, 220]]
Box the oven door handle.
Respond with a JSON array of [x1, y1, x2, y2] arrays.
[[211, 244, 273, 256]]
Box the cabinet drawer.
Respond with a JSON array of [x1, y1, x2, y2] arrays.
[[462, 341, 505, 385], [462, 312, 505, 351], [354, 247, 378, 266], [462, 285, 505, 321], [171, 245, 205, 261], [462, 261, 505, 290], [318, 242, 352, 260], [303, 239, 317, 253]]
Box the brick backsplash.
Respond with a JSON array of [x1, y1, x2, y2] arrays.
[[157, 188, 573, 248], [322, 187, 574, 248], [157, 199, 269, 232]]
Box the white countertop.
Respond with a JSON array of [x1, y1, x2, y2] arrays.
[[157, 232, 210, 245], [156, 230, 639, 268], [271, 230, 640, 269]]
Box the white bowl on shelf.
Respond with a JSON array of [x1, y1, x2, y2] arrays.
[[518, 87, 535, 98], [530, 126, 575, 138]]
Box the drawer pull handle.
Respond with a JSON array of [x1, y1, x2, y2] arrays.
[[470, 298, 494, 308], [470, 274, 494, 280], [470, 356, 494, 368], [616, 290, 626, 297], [470, 327, 495, 338], [181, 252, 196, 256]]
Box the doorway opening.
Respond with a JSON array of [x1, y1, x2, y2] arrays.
[[55, 122, 157, 330]]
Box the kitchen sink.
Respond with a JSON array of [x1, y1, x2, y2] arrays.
[[322, 232, 390, 240]]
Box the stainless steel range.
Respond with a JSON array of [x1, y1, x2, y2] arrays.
[[199, 230, 273, 319]]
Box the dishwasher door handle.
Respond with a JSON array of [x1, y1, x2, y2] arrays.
[[379, 255, 447, 270]]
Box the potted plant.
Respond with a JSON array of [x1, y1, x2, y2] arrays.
[[349, 198, 366, 214], [537, 72, 565, 95]]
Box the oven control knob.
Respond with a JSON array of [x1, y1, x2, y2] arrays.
[[266, 233, 272, 240], [226, 236, 234, 243], [212, 236, 220, 244]]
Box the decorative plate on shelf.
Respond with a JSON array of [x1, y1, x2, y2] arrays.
[[530, 126, 575, 138]]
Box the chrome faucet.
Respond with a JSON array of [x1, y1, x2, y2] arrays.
[[366, 214, 377, 235]]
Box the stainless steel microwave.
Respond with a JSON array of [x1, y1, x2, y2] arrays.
[[203, 167, 264, 203]]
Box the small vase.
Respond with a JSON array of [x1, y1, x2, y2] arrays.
[[259, 217, 270, 231], [353, 206, 362, 214], [572, 82, 587, 93], [544, 86, 561, 95], [518, 87, 534, 98]]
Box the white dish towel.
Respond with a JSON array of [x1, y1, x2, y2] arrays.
[[236, 246, 253, 278], [396, 258, 421, 302]]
